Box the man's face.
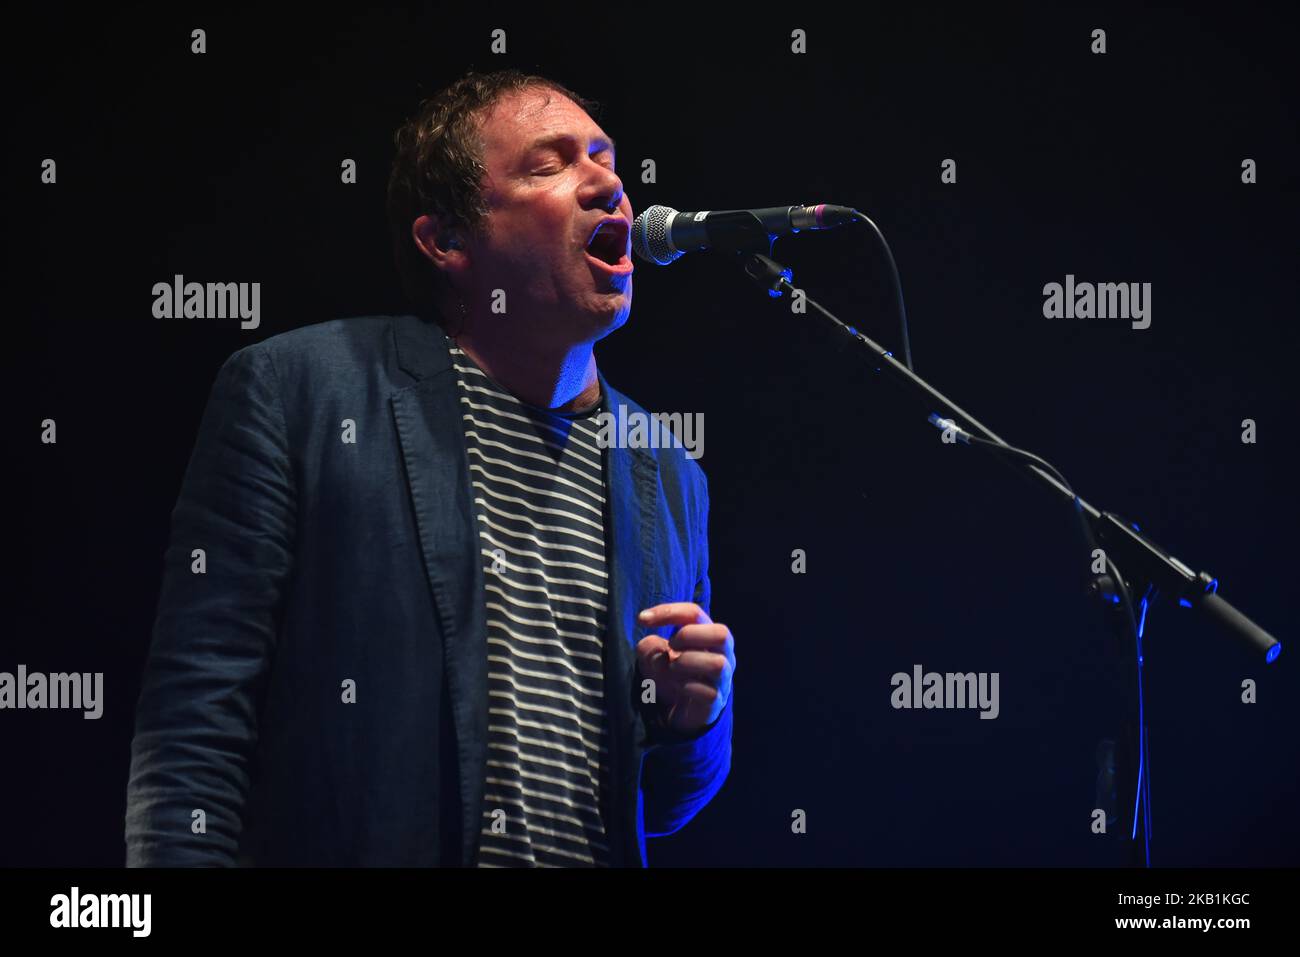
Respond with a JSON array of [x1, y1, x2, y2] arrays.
[[469, 88, 634, 346]]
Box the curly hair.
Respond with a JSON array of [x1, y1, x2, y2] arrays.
[[386, 70, 600, 327]]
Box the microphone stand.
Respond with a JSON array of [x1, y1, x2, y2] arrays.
[[718, 220, 1284, 867]]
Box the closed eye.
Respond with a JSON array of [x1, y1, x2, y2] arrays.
[[533, 158, 613, 176]]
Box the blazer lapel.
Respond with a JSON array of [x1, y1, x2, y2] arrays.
[[390, 318, 487, 867], [600, 379, 664, 865]]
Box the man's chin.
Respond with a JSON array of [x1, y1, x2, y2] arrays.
[[584, 291, 632, 341]]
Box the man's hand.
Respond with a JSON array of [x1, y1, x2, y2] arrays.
[[635, 602, 735, 735]]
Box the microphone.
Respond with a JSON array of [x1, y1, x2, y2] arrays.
[[632, 203, 858, 265]]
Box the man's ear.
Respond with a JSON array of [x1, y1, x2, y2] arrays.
[[412, 213, 466, 267]]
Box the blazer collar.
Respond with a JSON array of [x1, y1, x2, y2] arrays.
[[393, 314, 453, 382]]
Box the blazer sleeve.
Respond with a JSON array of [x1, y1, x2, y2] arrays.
[[640, 467, 734, 837], [124, 344, 297, 866]]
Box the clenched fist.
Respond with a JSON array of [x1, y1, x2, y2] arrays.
[[635, 602, 735, 734]]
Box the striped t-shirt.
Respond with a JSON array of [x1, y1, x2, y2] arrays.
[[448, 339, 613, 868]]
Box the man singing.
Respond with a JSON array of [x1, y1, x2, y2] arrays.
[[125, 69, 735, 867]]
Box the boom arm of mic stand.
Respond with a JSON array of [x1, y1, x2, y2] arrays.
[[737, 251, 1283, 663]]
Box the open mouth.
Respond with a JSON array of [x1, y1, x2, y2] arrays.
[[584, 218, 633, 274]]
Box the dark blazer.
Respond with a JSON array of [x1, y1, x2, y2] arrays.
[[124, 314, 732, 866]]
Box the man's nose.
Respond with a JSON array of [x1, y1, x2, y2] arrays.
[[584, 161, 626, 214]]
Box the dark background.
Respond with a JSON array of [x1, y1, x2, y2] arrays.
[[9, 4, 1297, 867]]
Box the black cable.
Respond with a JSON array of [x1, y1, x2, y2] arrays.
[[967, 436, 1102, 560], [775, 226, 1153, 858], [970, 433, 1148, 860], [852, 210, 914, 372]]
